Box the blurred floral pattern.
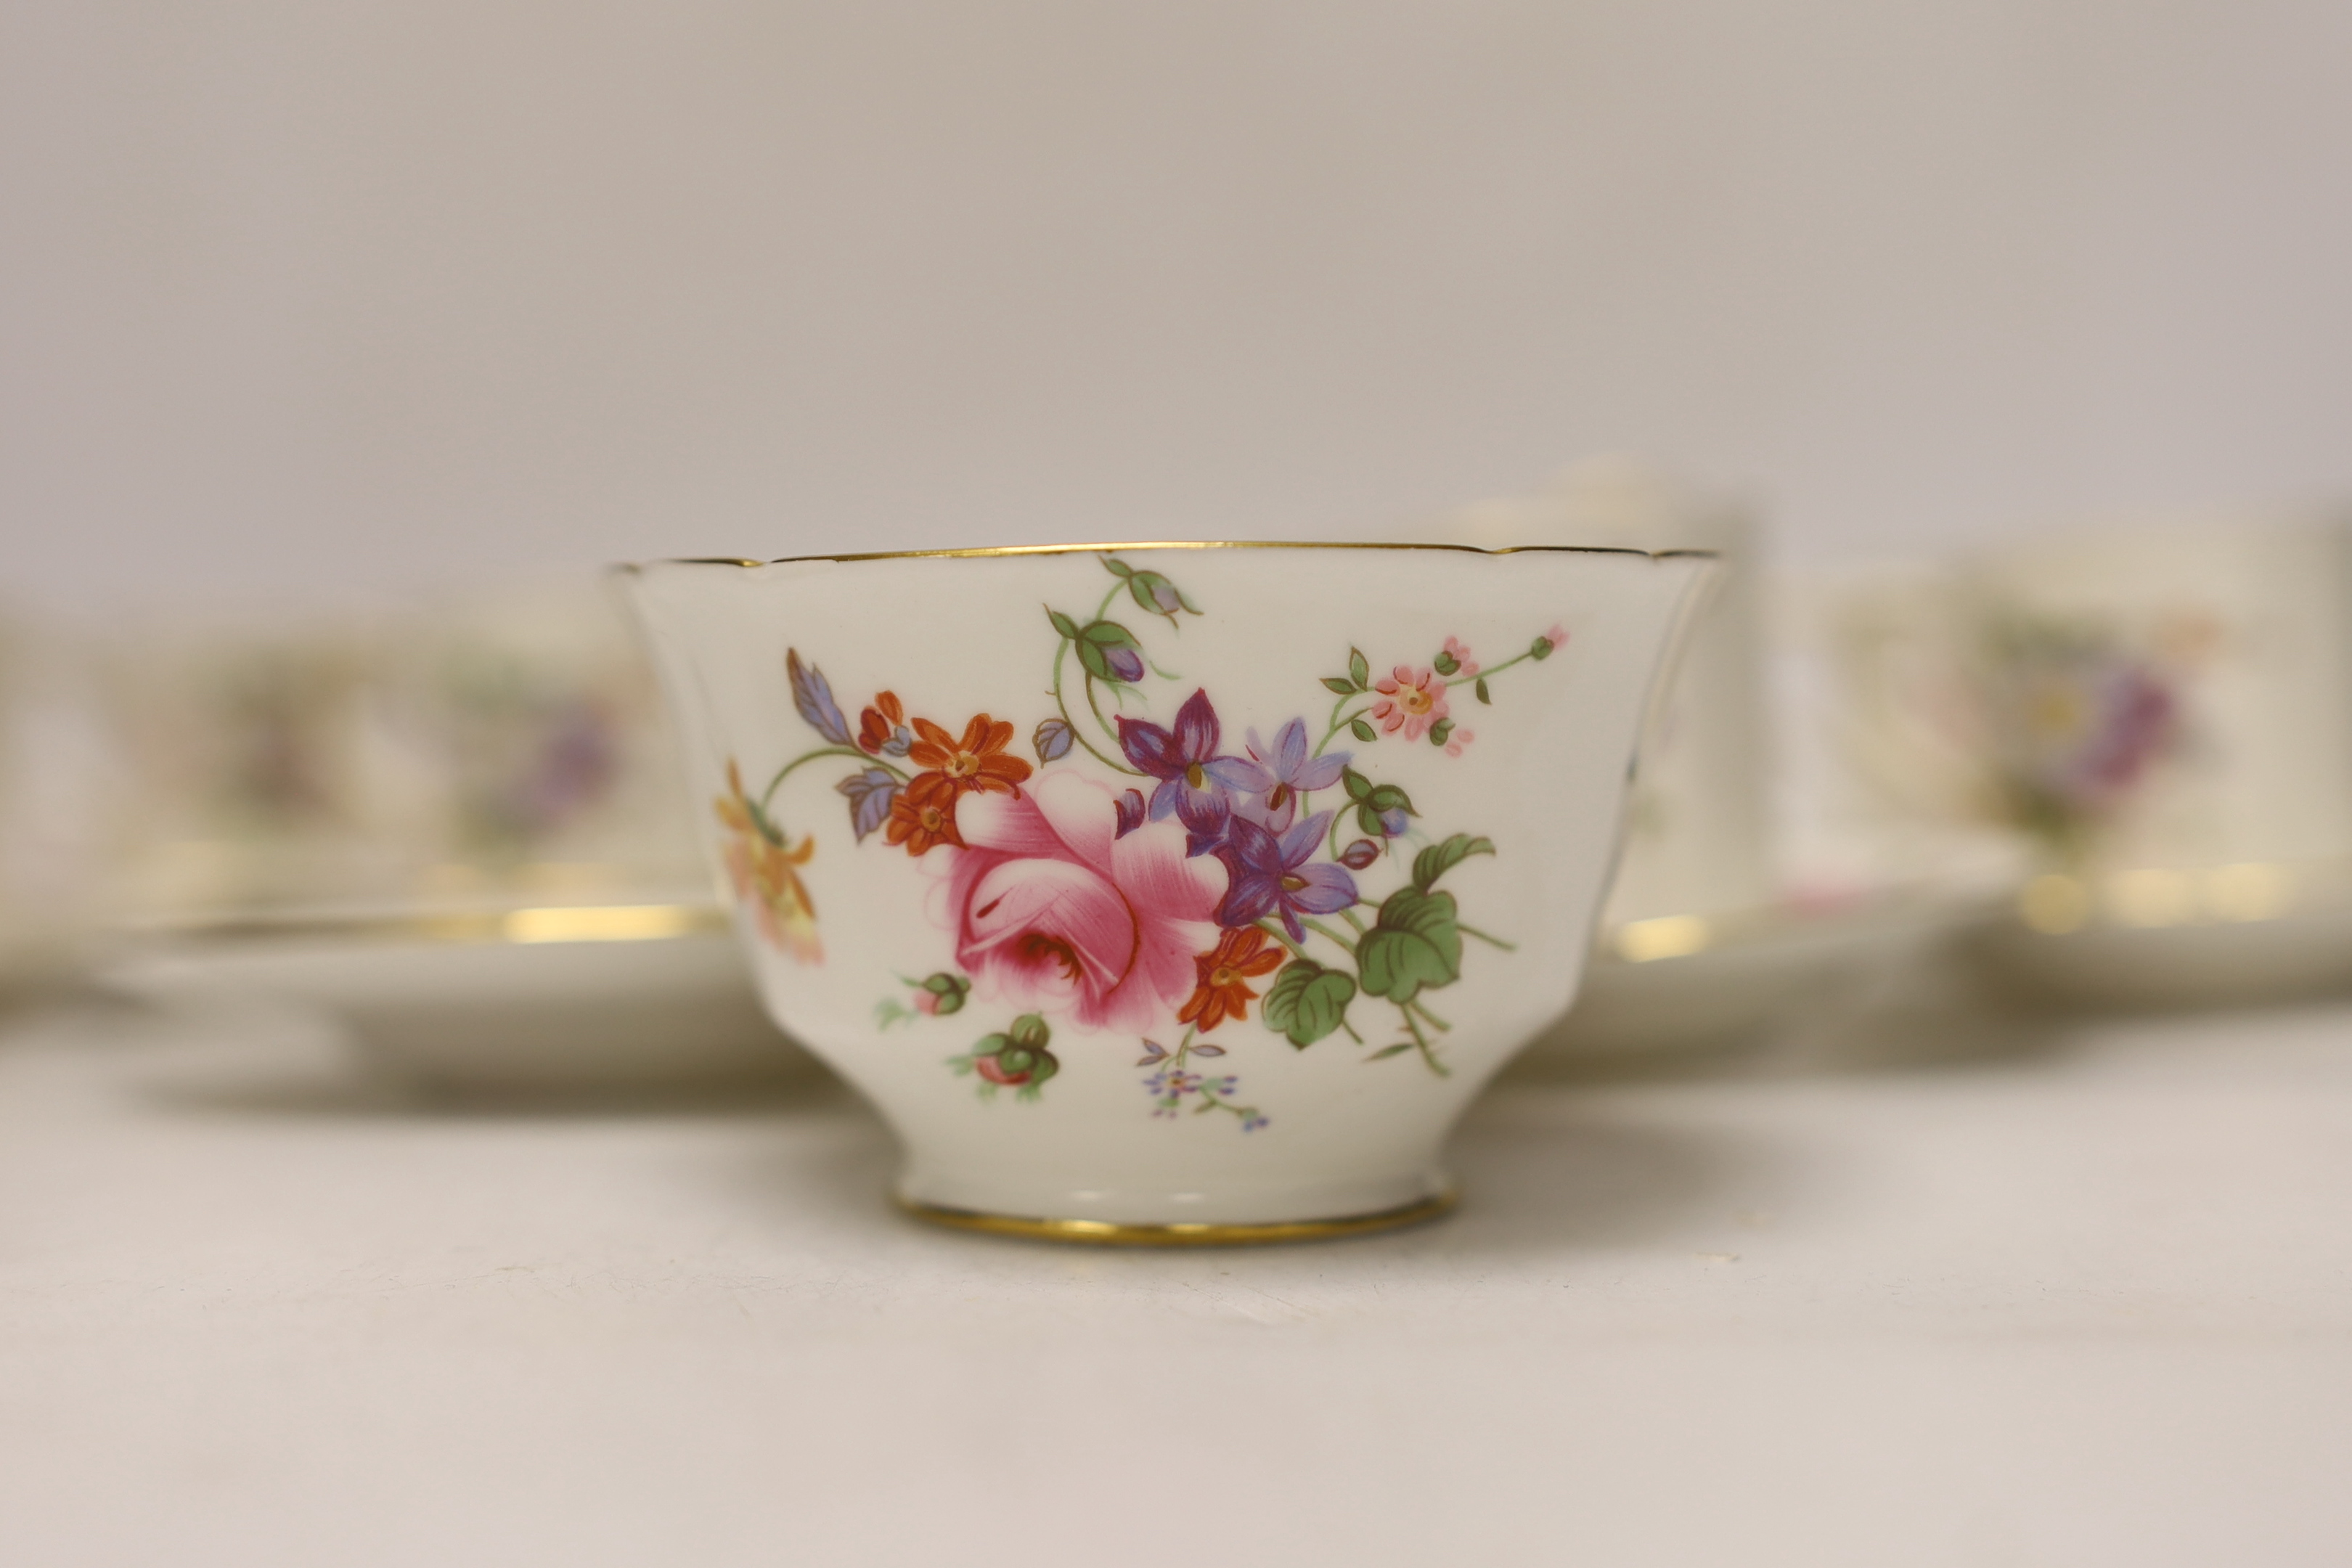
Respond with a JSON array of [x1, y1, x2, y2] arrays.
[[1975, 616, 2184, 857]]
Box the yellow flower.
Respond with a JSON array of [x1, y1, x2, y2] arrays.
[[714, 759, 822, 963]]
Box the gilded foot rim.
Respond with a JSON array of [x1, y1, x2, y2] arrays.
[[895, 1189, 1458, 1247]]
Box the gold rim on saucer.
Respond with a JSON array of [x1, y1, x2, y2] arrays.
[[624, 540, 1718, 571], [135, 902, 732, 949], [895, 1188, 1458, 1246]]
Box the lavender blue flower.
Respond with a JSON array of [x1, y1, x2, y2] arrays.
[[1214, 810, 1357, 940], [1212, 718, 1350, 831]]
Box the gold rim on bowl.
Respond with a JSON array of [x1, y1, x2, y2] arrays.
[[895, 1189, 1458, 1246], [619, 539, 1718, 572]]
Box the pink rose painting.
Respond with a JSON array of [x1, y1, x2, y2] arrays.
[[942, 771, 1228, 1033]]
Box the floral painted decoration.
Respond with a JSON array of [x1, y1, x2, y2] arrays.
[[711, 759, 821, 963], [711, 553, 1568, 1130], [1975, 616, 2184, 857]]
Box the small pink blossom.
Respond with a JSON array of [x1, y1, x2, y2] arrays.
[[1368, 665, 1450, 741], [1543, 624, 1568, 652], [1441, 637, 1479, 676], [1445, 727, 1476, 759], [912, 988, 942, 1016]]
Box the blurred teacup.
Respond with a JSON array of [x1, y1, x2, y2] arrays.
[[1821, 511, 2352, 1003]]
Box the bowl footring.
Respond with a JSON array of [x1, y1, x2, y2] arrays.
[[894, 1190, 1458, 1246]]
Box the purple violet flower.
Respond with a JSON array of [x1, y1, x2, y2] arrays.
[[1215, 811, 1357, 940], [1215, 719, 1349, 832], [1116, 689, 1239, 852]]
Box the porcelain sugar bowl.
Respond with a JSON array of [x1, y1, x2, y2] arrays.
[[625, 542, 1710, 1242]]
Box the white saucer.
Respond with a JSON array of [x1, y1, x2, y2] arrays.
[[1967, 865, 2352, 1009], [105, 902, 818, 1093], [1511, 895, 1956, 1069]]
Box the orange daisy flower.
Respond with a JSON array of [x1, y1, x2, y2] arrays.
[[907, 714, 1032, 799], [1177, 926, 1286, 1033], [885, 772, 965, 856]]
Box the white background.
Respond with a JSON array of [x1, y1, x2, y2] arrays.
[[5, 0, 2351, 611]]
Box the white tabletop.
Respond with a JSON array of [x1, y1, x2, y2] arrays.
[[4, 992, 2349, 1567]]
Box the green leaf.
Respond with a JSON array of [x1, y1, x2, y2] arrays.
[[1341, 767, 1373, 802], [1366, 1042, 1416, 1061], [1364, 782, 1417, 816], [1008, 1013, 1051, 1050], [1474, 677, 1491, 705], [1321, 676, 1358, 695], [1433, 650, 1459, 676], [1047, 608, 1080, 640], [1347, 648, 1370, 689], [1411, 833, 1495, 892], [1530, 634, 1555, 661], [1349, 719, 1377, 743], [1261, 958, 1357, 1048], [1357, 887, 1463, 1003], [1356, 803, 1384, 836], [1429, 718, 1453, 747], [1099, 554, 1135, 579]]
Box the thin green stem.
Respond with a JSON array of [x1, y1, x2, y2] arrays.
[[1408, 998, 1452, 1032], [1051, 640, 1138, 775], [1299, 918, 1359, 957], [1399, 1008, 1450, 1077], [761, 746, 903, 812], [1254, 920, 1308, 960], [1339, 909, 1369, 936], [1457, 922, 1518, 952], [1448, 645, 1541, 689], [1083, 672, 1129, 755], [1316, 701, 1373, 759]]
